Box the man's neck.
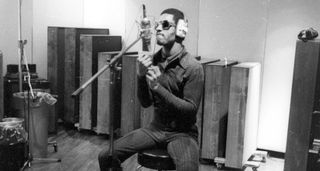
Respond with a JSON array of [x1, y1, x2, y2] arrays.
[[162, 42, 183, 58]]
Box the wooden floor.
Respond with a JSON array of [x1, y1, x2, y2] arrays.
[[23, 125, 284, 171]]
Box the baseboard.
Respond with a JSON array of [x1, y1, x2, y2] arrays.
[[257, 148, 285, 159]]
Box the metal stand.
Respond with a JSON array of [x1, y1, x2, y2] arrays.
[[16, 0, 61, 170], [71, 5, 150, 170], [106, 64, 123, 170], [20, 90, 61, 171]]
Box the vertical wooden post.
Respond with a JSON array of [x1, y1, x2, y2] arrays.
[[47, 27, 62, 132], [0, 51, 3, 120], [285, 39, 320, 171], [201, 60, 237, 160], [79, 36, 93, 130], [225, 63, 261, 169], [121, 54, 141, 136], [64, 28, 77, 125], [196, 58, 220, 148], [47, 27, 109, 128], [96, 52, 121, 134], [96, 52, 111, 134]]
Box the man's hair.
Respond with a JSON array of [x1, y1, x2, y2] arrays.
[[160, 8, 184, 25]]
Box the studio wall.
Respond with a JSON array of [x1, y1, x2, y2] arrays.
[[258, 0, 320, 152], [198, 0, 268, 63], [0, 0, 33, 76]]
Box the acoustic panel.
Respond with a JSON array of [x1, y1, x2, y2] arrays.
[[196, 57, 220, 146], [96, 52, 121, 134], [121, 54, 141, 136], [0, 51, 3, 120], [225, 63, 261, 169], [47, 27, 109, 126], [201, 60, 238, 160], [79, 35, 93, 130], [78, 35, 122, 131], [285, 39, 320, 171]]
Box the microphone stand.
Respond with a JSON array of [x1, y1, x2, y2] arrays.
[[72, 36, 142, 170], [16, 1, 61, 170]]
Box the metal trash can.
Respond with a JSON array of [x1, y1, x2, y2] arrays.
[[12, 89, 56, 158], [0, 117, 27, 171]]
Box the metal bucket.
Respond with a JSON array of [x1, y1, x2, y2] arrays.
[[12, 90, 50, 158]]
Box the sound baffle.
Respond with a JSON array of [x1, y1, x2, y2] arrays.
[[47, 27, 109, 126], [0, 51, 3, 120], [78, 35, 123, 134], [225, 63, 261, 169], [121, 54, 141, 136], [195, 57, 220, 145], [285, 39, 320, 171], [201, 60, 238, 160]]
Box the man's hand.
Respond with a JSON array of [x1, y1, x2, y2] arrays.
[[146, 65, 161, 90], [137, 53, 153, 76]]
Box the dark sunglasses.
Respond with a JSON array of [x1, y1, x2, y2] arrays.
[[155, 20, 176, 30]]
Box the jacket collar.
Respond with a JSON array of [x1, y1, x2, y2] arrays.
[[153, 46, 188, 69]]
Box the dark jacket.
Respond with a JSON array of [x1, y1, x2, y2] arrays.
[[137, 47, 204, 133]]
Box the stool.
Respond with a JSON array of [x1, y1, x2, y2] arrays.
[[137, 149, 176, 171]]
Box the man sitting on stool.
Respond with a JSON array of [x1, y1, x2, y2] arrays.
[[98, 8, 204, 171]]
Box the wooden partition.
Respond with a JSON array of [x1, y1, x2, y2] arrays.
[[0, 51, 3, 120], [96, 52, 122, 134], [200, 60, 238, 160], [79, 36, 93, 130], [285, 39, 320, 171], [196, 58, 220, 145], [78, 35, 122, 132], [96, 52, 114, 134], [121, 54, 141, 136], [47, 27, 109, 127], [225, 63, 261, 169]]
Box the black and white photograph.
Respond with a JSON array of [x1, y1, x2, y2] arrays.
[[1, 0, 320, 170]]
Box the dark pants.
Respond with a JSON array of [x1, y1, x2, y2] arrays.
[[98, 126, 199, 171]]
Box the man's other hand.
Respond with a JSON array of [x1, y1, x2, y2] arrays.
[[137, 53, 153, 76], [146, 65, 161, 90]]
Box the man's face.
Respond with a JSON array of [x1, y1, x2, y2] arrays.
[[155, 14, 176, 46]]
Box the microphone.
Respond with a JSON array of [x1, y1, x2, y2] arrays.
[[140, 4, 152, 51]]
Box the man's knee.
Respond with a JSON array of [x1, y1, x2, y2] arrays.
[[168, 136, 199, 171]]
